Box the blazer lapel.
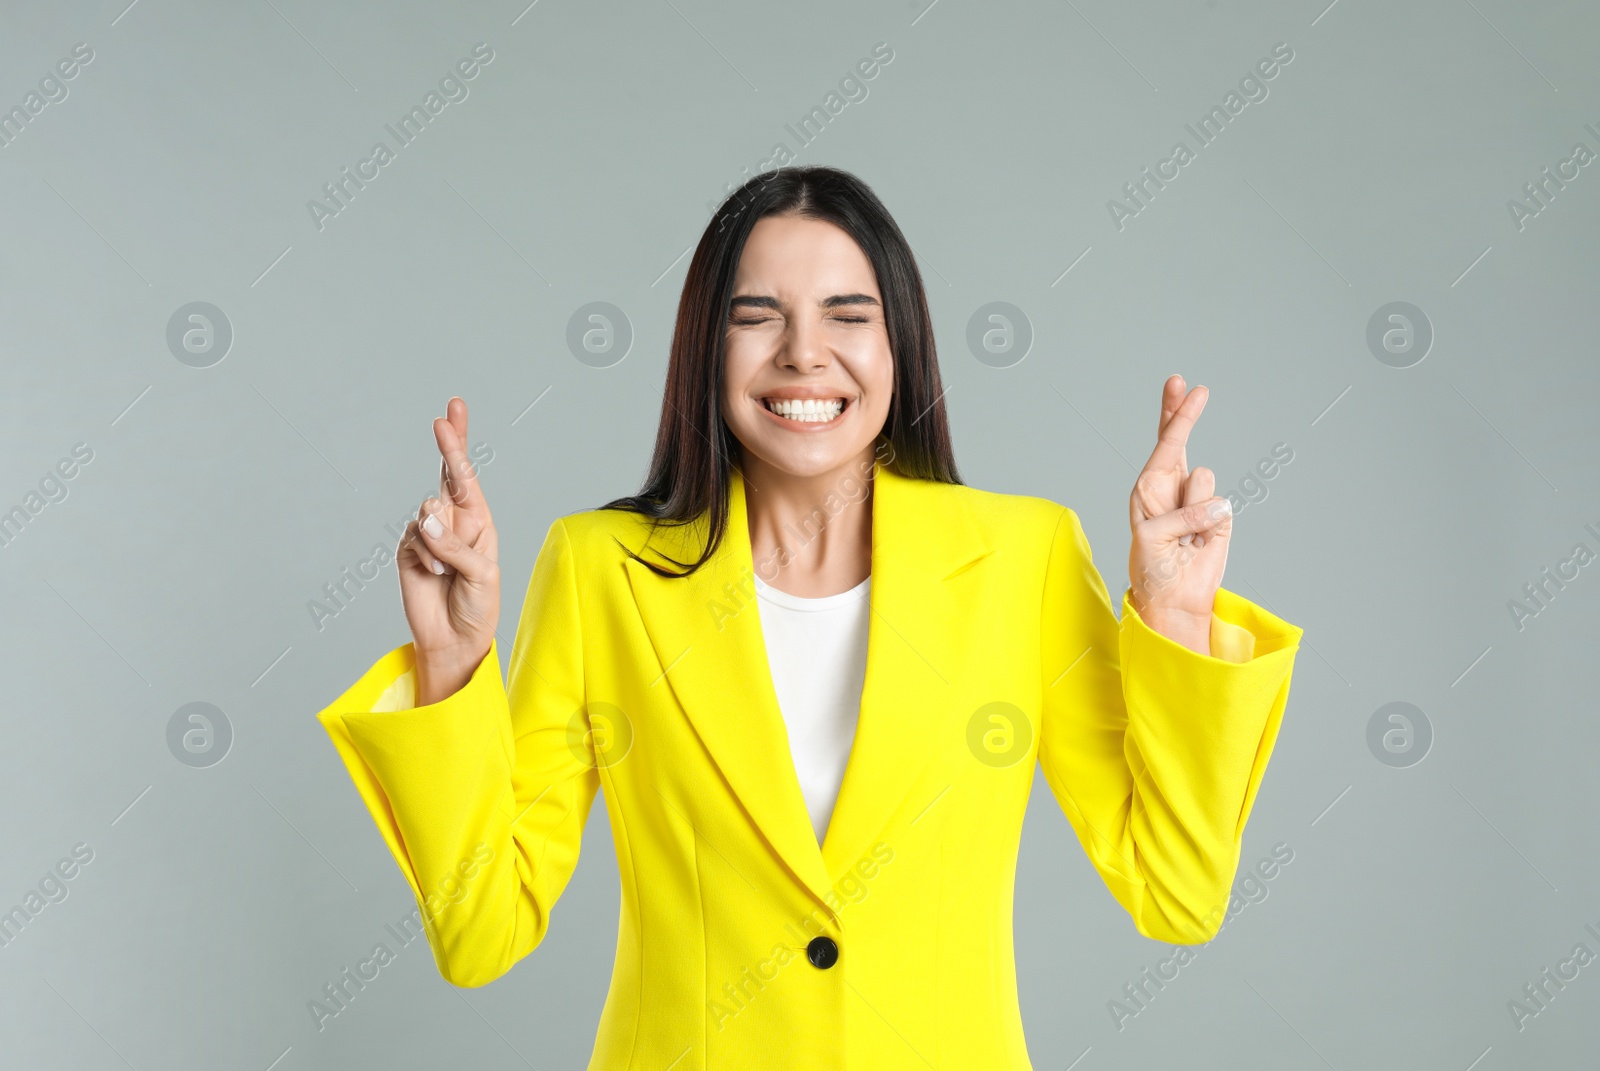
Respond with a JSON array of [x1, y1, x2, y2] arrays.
[[624, 467, 833, 904], [820, 462, 993, 880], [623, 459, 994, 908]]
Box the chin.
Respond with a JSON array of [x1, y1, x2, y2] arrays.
[[735, 430, 870, 480]]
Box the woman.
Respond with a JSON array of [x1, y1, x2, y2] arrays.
[[316, 165, 1303, 1069]]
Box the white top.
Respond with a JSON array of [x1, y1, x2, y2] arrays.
[[753, 573, 871, 845]]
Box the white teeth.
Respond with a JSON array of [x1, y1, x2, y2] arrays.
[[764, 398, 845, 423]]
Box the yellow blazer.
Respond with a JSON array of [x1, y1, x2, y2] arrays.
[[316, 460, 1302, 1069]]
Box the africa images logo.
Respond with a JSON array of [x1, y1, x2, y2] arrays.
[[305, 44, 495, 232], [1105, 42, 1295, 231]]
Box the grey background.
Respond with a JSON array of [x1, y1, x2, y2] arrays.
[[2, 0, 1596, 1067]]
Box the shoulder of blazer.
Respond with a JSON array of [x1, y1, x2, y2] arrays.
[[540, 503, 659, 576], [933, 479, 1079, 567], [926, 479, 1067, 533]]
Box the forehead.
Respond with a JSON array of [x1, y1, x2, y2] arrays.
[[732, 215, 879, 295]]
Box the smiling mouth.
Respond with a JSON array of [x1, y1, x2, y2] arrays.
[[761, 397, 848, 424]]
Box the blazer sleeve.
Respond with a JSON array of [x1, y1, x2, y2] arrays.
[[1036, 505, 1303, 945], [314, 518, 598, 987]]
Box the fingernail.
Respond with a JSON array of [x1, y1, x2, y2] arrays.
[[431, 559, 445, 575], [1208, 499, 1232, 520], [423, 512, 444, 539], [1178, 533, 1192, 546]]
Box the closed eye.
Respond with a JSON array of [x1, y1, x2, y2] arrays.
[[728, 314, 872, 326]]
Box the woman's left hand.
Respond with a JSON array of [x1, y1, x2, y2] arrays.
[[1126, 375, 1232, 653]]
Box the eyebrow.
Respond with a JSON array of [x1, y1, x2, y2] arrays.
[[729, 293, 881, 312]]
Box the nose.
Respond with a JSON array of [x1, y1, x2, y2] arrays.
[[776, 314, 831, 374]]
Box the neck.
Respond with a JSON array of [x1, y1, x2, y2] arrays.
[[740, 446, 876, 598]]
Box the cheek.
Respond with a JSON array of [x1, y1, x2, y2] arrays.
[[856, 345, 896, 411], [721, 339, 759, 401], [724, 328, 774, 372]]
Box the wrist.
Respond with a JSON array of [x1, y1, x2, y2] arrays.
[[1136, 604, 1212, 656], [414, 642, 491, 706]]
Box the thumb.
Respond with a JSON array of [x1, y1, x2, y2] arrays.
[[1144, 496, 1232, 545], [418, 502, 495, 582]]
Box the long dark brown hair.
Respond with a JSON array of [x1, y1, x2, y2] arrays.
[[599, 165, 960, 576]]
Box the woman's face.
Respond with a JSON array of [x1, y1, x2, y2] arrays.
[[720, 213, 895, 480]]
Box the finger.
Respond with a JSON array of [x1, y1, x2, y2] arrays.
[[418, 497, 459, 573], [1157, 374, 1184, 438], [448, 396, 468, 445], [432, 485, 500, 565], [1181, 465, 1215, 506], [1159, 376, 1190, 486], [438, 397, 470, 503], [435, 415, 482, 511], [399, 517, 450, 576], [1177, 467, 1216, 546], [1158, 375, 1186, 479], [1146, 495, 1232, 546], [1140, 382, 1208, 482], [418, 498, 495, 581]]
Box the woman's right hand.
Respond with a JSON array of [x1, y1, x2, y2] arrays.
[[397, 397, 501, 706]]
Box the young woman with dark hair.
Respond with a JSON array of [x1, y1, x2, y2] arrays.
[[316, 165, 1303, 1069]]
